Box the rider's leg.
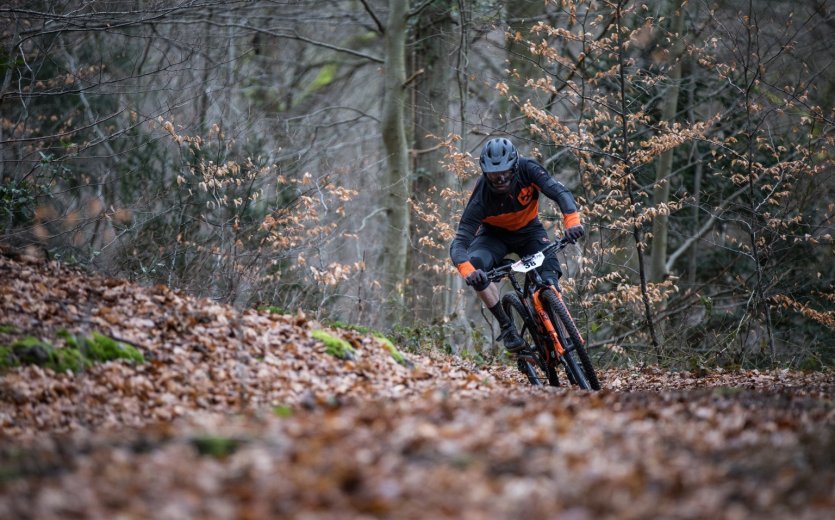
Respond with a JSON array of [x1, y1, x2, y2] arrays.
[[475, 282, 523, 349], [467, 235, 524, 351], [475, 281, 500, 307], [513, 224, 562, 287], [475, 282, 523, 350]]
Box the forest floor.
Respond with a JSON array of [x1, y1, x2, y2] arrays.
[[0, 253, 834, 519]]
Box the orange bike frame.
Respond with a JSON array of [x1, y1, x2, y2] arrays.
[[531, 289, 566, 357]]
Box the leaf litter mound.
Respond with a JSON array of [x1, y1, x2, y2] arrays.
[[1, 254, 833, 519]]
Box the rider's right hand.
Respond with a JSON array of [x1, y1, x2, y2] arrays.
[[465, 269, 489, 290], [564, 224, 584, 242]]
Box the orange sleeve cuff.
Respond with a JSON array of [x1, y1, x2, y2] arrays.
[[563, 212, 581, 228], [457, 261, 476, 278]]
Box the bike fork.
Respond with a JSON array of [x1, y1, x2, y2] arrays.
[[531, 290, 565, 357]]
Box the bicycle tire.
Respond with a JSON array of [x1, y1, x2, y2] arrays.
[[540, 288, 601, 391], [502, 293, 559, 387]]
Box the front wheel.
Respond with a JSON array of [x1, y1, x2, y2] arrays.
[[540, 288, 601, 390], [502, 293, 559, 386]]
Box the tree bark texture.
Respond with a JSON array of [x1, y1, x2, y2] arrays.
[[380, 0, 411, 321], [409, 0, 453, 323], [650, 0, 685, 283]]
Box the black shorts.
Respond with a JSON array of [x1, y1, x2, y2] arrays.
[[467, 221, 562, 284]]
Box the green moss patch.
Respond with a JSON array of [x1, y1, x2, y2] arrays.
[[0, 324, 17, 334], [258, 305, 287, 315], [272, 404, 293, 417], [190, 435, 242, 459], [377, 336, 409, 366], [0, 331, 144, 373], [311, 329, 356, 360], [72, 331, 145, 364], [324, 320, 410, 366]]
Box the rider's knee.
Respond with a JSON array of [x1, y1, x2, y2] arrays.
[[541, 257, 562, 287], [541, 267, 561, 288], [469, 250, 492, 272]]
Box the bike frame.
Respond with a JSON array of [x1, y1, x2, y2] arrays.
[[491, 239, 580, 368]]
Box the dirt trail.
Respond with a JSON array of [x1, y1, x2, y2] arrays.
[[1, 255, 833, 519]]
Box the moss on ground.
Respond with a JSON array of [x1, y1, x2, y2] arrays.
[[311, 329, 356, 360], [377, 336, 408, 365], [0, 331, 144, 373], [324, 320, 409, 366], [258, 305, 287, 315], [0, 324, 17, 334], [190, 435, 241, 459]]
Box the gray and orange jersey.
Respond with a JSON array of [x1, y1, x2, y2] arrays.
[[449, 156, 580, 278]]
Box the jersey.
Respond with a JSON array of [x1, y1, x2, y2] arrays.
[[449, 156, 580, 278]]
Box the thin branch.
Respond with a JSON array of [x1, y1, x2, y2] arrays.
[[193, 21, 384, 63], [664, 182, 751, 273], [359, 0, 385, 34]]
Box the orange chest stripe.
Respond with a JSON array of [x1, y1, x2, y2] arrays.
[[482, 201, 539, 231]]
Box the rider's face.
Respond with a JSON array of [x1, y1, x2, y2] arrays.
[[486, 169, 513, 193]]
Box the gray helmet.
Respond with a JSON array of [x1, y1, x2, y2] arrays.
[[479, 137, 518, 173]]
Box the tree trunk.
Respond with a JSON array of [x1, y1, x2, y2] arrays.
[[409, 0, 453, 323], [649, 0, 686, 283], [380, 0, 411, 323]]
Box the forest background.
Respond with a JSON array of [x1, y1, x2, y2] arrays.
[[1, 0, 832, 370]]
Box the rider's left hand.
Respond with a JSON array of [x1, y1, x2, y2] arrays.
[[565, 224, 584, 242], [465, 269, 489, 290]]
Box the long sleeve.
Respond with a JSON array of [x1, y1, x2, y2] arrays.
[[449, 187, 485, 276], [522, 158, 578, 216]]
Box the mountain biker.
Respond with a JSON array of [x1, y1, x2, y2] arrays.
[[449, 137, 584, 352]]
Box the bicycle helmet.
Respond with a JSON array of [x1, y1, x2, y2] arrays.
[[480, 137, 518, 194]]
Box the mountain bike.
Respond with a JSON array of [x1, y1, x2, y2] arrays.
[[485, 237, 600, 390]]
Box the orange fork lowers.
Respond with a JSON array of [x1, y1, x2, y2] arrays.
[[531, 290, 565, 357]]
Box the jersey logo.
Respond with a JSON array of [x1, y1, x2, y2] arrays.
[[517, 186, 534, 206]]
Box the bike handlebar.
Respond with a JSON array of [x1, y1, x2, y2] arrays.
[[485, 236, 575, 283]]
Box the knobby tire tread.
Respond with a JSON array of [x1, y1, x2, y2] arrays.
[[540, 288, 601, 391]]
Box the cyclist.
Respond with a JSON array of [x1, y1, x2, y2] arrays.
[[450, 137, 584, 351]]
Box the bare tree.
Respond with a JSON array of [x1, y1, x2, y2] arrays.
[[379, 0, 411, 320], [408, 0, 454, 323], [649, 0, 686, 283]]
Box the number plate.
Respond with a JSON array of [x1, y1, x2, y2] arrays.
[[511, 251, 545, 273]]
